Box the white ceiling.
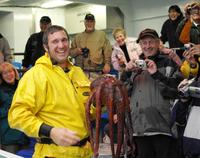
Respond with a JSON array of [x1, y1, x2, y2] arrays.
[[0, 0, 82, 8]]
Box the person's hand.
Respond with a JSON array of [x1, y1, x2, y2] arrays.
[[160, 47, 182, 67], [159, 40, 165, 50], [183, 49, 197, 65], [22, 66, 29, 72], [116, 54, 125, 66], [118, 58, 125, 66], [189, 44, 200, 58], [178, 79, 189, 91], [145, 59, 157, 74], [177, 79, 191, 102], [76, 48, 83, 55], [50, 127, 80, 146], [103, 63, 111, 74], [126, 60, 140, 72], [184, 3, 192, 19]]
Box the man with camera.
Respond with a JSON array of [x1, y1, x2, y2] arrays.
[[121, 28, 182, 158], [70, 13, 112, 80], [177, 2, 200, 45]]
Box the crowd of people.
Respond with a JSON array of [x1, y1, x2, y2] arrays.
[[0, 1, 200, 158]]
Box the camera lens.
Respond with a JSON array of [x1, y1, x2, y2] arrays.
[[82, 48, 89, 58]]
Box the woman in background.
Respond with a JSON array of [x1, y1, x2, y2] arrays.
[[0, 62, 29, 153], [111, 27, 142, 75]]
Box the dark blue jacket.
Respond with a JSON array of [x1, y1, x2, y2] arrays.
[[0, 80, 29, 145], [175, 78, 200, 157]]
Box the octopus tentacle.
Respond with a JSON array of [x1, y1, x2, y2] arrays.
[[85, 91, 96, 152], [106, 82, 115, 157], [94, 84, 104, 158], [85, 75, 134, 158], [116, 85, 126, 157], [122, 85, 135, 157]]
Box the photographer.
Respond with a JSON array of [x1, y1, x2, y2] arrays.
[[70, 13, 112, 81], [175, 76, 200, 158], [121, 28, 183, 158], [176, 2, 200, 44], [173, 44, 200, 158], [180, 44, 200, 79]]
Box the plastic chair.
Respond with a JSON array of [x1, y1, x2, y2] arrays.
[[12, 61, 23, 77], [16, 138, 36, 158], [12, 61, 22, 69]]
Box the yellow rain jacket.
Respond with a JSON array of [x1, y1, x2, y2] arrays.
[[180, 60, 199, 79], [8, 53, 93, 158]]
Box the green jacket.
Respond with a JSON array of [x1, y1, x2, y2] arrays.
[[176, 18, 200, 44], [0, 81, 29, 145]]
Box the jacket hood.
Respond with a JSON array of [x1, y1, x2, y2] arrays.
[[35, 53, 73, 69]]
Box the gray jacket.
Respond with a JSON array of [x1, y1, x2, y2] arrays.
[[122, 53, 182, 137], [0, 34, 12, 63]]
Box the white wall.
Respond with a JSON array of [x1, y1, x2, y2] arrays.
[[33, 8, 66, 32], [128, 0, 194, 37], [0, 0, 195, 62], [65, 4, 106, 34], [0, 11, 14, 48], [0, 7, 67, 62], [0, 7, 32, 62]]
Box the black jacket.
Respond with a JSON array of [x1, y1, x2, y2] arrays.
[[161, 16, 184, 48], [22, 31, 45, 68], [160, 16, 184, 58]]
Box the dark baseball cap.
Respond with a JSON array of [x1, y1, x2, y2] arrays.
[[40, 16, 51, 24], [84, 13, 95, 21], [137, 28, 159, 43]]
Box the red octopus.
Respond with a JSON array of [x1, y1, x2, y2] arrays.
[[86, 74, 134, 158]]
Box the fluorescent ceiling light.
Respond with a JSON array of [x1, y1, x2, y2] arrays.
[[0, 0, 10, 3], [41, 0, 73, 8]]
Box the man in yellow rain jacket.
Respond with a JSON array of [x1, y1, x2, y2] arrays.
[[8, 25, 94, 158]]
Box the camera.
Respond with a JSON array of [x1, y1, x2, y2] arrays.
[[184, 43, 192, 51], [172, 43, 193, 51], [179, 78, 196, 98], [179, 86, 200, 98], [135, 59, 146, 70], [81, 47, 89, 58]]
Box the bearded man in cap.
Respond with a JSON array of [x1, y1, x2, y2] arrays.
[[121, 28, 183, 158], [22, 16, 52, 70], [70, 13, 112, 81]]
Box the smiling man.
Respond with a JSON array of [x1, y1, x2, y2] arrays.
[[8, 25, 93, 158], [70, 13, 112, 81], [120, 28, 183, 158]]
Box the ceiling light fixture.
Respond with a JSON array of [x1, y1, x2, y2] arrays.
[[0, 0, 10, 3], [41, 0, 73, 8]]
